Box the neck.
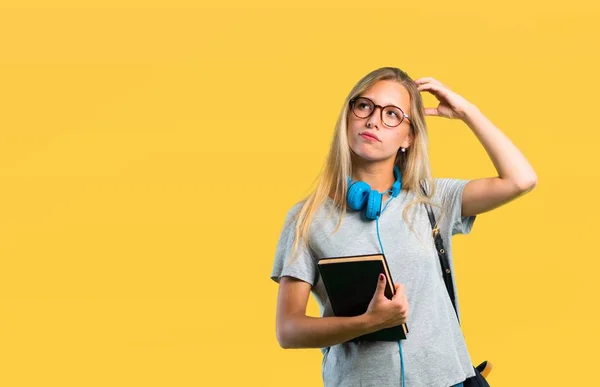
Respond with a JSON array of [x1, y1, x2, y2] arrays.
[[351, 157, 397, 194]]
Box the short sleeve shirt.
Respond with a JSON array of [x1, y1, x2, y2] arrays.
[[270, 178, 477, 387]]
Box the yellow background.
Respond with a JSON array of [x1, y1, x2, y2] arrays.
[[0, 1, 597, 386]]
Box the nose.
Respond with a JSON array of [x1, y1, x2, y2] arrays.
[[366, 106, 382, 128]]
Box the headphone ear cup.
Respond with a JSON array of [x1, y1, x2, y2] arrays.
[[366, 190, 382, 220], [347, 181, 371, 211]]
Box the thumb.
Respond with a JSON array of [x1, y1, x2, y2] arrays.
[[424, 107, 439, 116], [375, 273, 387, 298]]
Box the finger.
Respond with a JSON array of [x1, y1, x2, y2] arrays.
[[376, 273, 387, 296], [393, 283, 405, 297], [417, 81, 452, 96], [424, 107, 439, 116], [414, 77, 442, 86], [400, 300, 409, 316], [417, 82, 444, 92], [418, 83, 451, 102], [415, 77, 448, 88]]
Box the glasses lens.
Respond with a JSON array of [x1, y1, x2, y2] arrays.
[[352, 97, 404, 127], [352, 97, 374, 118], [382, 107, 403, 127]]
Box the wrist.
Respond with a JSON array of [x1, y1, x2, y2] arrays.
[[359, 312, 380, 334], [459, 103, 481, 122]]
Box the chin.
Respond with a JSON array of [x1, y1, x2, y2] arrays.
[[350, 146, 392, 163]]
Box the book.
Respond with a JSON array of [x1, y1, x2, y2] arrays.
[[317, 253, 409, 342]]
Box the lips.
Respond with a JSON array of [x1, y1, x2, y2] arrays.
[[359, 132, 380, 141]]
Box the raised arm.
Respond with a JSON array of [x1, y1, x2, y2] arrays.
[[459, 103, 537, 216], [415, 77, 538, 217]]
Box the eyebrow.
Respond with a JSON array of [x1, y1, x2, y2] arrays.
[[360, 96, 404, 109]]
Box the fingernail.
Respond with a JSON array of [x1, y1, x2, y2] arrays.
[[380, 274, 384, 281]]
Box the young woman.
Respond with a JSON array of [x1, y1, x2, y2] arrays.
[[270, 67, 537, 387]]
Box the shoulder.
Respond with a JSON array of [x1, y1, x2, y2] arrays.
[[281, 200, 307, 226], [281, 196, 337, 227], [279, 198, 322, 237]]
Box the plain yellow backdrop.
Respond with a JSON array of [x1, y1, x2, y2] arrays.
[[0, 1, 598, 386]]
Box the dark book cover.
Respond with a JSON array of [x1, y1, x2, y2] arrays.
[[317, 253, 409, 342]]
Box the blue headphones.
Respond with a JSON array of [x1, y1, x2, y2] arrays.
[[346, 165, 402, 220], [346, 164, 407, 386], [346, 165, 407, 386]]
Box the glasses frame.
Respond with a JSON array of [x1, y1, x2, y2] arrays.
[[349, 96, 410, 127]]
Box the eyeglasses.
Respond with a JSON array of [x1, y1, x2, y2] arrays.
[[349, 96, 410, 127]]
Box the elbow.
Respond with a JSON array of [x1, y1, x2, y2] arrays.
[[278, 339, 292, 350], [513, 172, 537, 195], [276, 331, 291, 349], [515, 173, 538, 194], [276, 319, 294, 349]]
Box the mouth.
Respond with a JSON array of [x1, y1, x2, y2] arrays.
[[359, 132, 380, 142]]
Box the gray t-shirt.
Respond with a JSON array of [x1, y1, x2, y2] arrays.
[[270, 178, 477, 387]]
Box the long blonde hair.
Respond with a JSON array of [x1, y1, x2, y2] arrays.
[[288, 67, 444, 260]]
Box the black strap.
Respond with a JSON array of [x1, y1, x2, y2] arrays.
[[419, 182, 460, 324]]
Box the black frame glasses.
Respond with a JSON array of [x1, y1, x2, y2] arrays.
[[349, 96, 410, 127]]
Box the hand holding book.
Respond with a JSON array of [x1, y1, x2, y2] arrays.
[[317, 253, 409, 342], [365, 274, 409, 332]]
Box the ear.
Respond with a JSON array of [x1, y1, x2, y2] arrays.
[[401, 132, 413, 149]]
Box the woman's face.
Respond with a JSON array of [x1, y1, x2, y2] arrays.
[[347, 80, 413, 163]]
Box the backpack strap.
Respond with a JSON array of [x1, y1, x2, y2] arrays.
[[419, 181, 459, 323]]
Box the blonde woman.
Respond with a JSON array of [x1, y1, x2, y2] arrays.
[[270, 67, 536, 387]]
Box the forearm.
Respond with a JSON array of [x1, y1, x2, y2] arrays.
[[278, 314, 376, 349], [461, 104, 537, 189]]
